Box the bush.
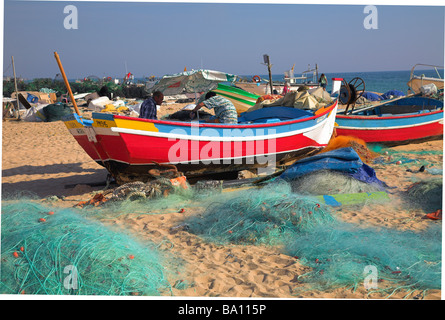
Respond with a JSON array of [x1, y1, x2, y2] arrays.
[[3, 78, 148, 99]]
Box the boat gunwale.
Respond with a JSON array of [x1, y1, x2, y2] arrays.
[[336, 108, 443, 121], [105, 99, 338, 129]]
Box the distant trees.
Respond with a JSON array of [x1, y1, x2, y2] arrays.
[[2, 78, 148, 99], [2, 79, 26, 97]]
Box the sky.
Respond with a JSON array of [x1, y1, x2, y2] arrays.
[[1, 0, 444, 80]]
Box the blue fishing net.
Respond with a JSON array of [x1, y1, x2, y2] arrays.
[[0, 200, 173, 296]]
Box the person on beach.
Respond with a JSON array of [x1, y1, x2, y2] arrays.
[[319, 74, 328, 91], [282, 82, 291, 95], [139, 90, 164, 119], [189, 92, 238, 124]]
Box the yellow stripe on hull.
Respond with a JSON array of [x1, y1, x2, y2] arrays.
[[92, 117, 159, 133], [64, 119, 84, 129], [114, 118, 159, 132], [93, 118, 117, 129]]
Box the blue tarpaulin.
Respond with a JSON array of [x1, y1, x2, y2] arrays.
[[279, 147, 363, 180], [381, 90, 405, 100], [362, 92, 383, 101], [350, 163, 390, 190]]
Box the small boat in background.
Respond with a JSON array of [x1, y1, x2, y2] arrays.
[[407, 63, 444, 94], [211, 83, 260, 115], [335, 95, 443, 145], [235, 64, 320, 95]]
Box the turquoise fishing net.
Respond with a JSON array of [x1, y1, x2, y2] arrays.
[[90, 186, 196, 220], [284, 222, 442, 294], [185, 181, 335, 245], [0, 200, 172, 296], [370, 145, 443, 168], [182, 180, 441, 294], [2, 175, 440, 297]]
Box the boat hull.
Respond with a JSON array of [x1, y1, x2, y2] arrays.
[[63, 114, 108, 164], [64, 100, 338, 183], [335, 97, 443, 145]]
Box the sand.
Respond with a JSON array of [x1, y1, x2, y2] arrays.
[[1, 102, 443, 300]]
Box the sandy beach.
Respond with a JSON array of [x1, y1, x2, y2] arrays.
[[1, 101, 442, 300]]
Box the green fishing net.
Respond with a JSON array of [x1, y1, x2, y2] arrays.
[[181, 180, 441, 295], [285, 222, 442, 294], [0, 200, 172, 296], [2, 173, 440, 297], [370, 145, 443, 168], [185, 181, 335, 245]]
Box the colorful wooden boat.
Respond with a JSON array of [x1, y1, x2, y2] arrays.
[[63, 99, 338, 184], [335, 96, 443, 145]]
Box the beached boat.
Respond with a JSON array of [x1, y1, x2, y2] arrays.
[[335, 95, 443, 145], [63, 99, 338, 184], [407, 64, 444, 94]]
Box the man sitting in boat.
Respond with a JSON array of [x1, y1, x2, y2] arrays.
[[139, 90, 164, 119], [189, 92, 238, 124]]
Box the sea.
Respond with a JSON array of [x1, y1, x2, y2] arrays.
[[59, 68, 443, 96], [241, 68, 444, 95]]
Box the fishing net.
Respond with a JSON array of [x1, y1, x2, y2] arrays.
[[185, 181, 335, 246], [402, 178, 443, 213], [181, 178, 440, 295], [0, 200, 173, 296], [369, 145, 443, 168], [288, 170, 384, 195], [284, 222, 442, 295], [74, 173, 197, 219], [89, 189, 198, 221], [42, 102, 73, 122]]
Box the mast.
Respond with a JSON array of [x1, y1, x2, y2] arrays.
[[263, 54, 273, 94], [54, 52, 81, 116], [11, 56, 20, 119]]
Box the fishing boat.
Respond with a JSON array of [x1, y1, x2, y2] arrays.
[[55, 52, 337, 183], [63, 99, 338, 184], [235, 64, 320, 95], [335, 95, 443, 145], [407, 64, 444, 94], [211, 83, 260, 115]]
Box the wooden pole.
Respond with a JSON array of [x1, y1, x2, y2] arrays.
[[315, 63, 319, 86], [53, 52, 81, 116], [263, 54, 274, 94], [267, 62, 273, 95], [11, 56, 20, 120]]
